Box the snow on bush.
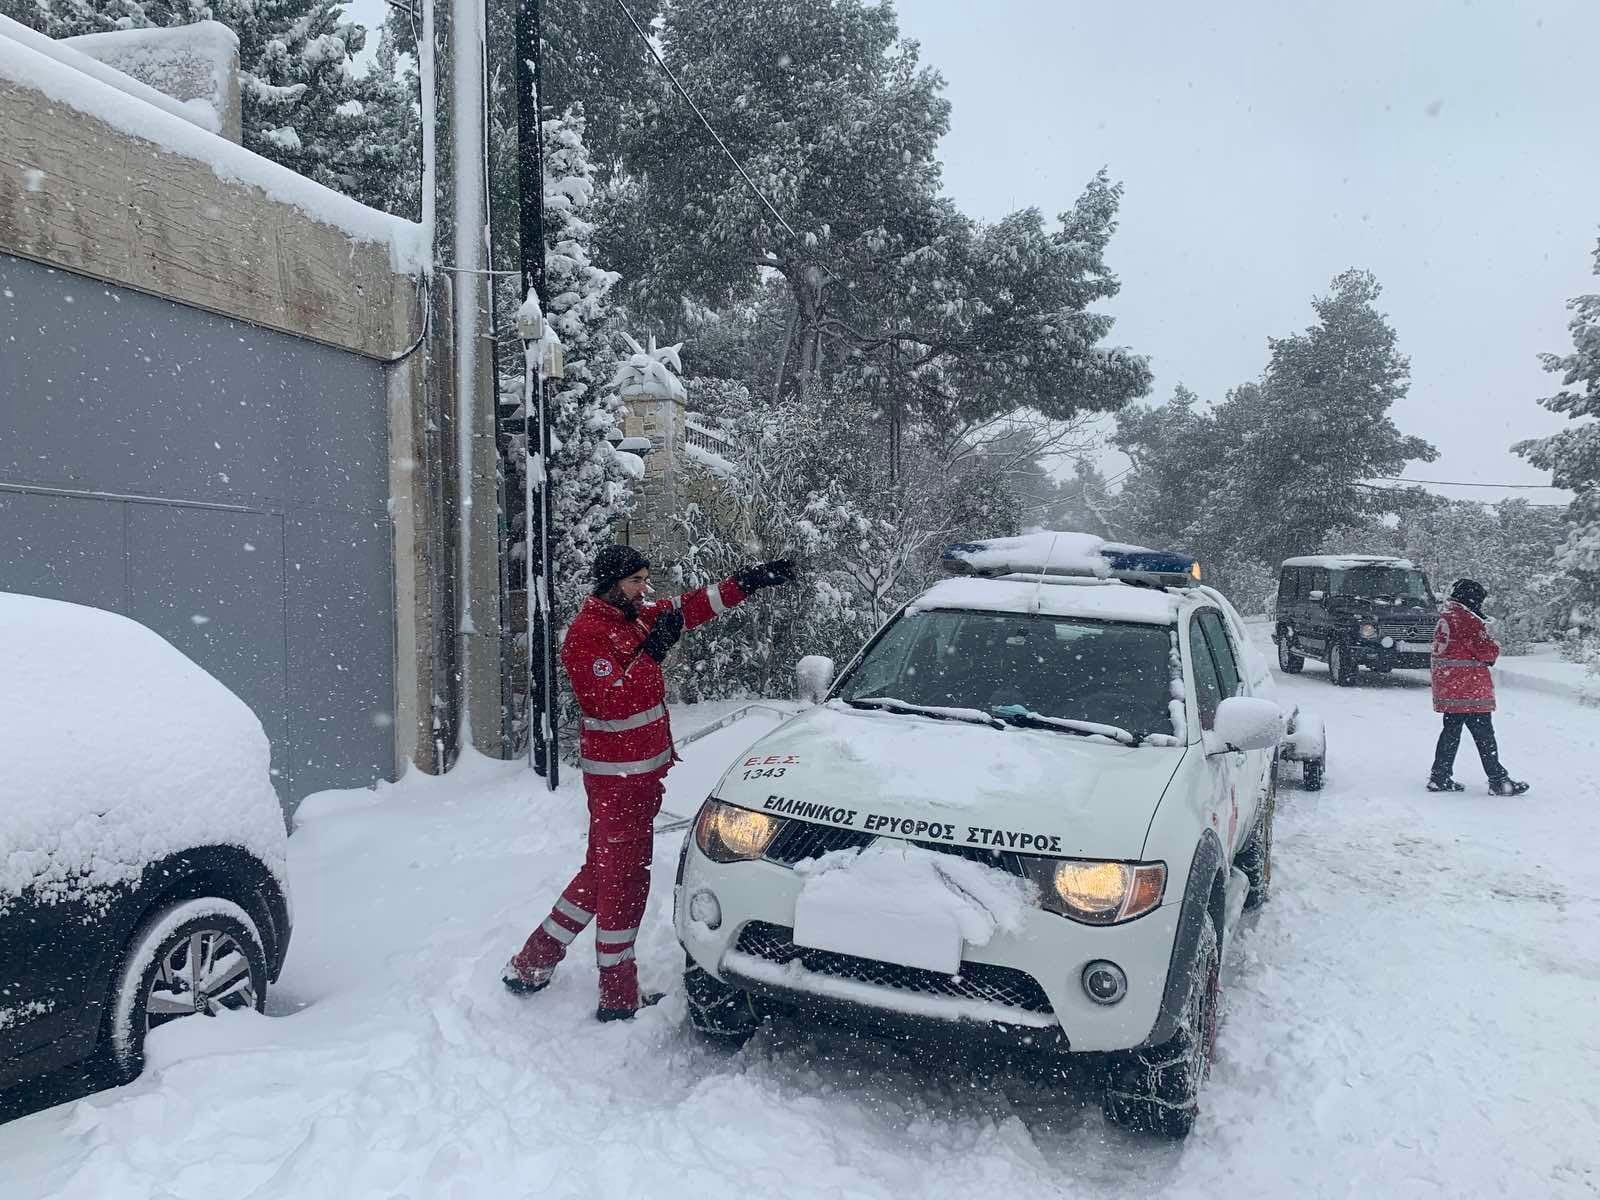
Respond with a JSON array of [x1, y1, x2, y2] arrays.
[[0, 593, 287, 912], [793, 840, 1035, 974]]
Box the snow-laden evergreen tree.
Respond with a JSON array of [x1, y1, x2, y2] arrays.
[[1220, 270, 1437, 567], [0, 0, 413, 215], [1516, 235, 1600, 669]]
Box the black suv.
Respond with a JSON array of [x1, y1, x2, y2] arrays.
[[1273, 555, 1438, 686]]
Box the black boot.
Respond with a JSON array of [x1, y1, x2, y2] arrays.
[[1488, 777, 1530, 796], [597, 991, 665, 1023], [1426, 775, 1465, 793]]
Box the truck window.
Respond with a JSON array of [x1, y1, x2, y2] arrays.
[[1280, 568, 1299, 601], [1198, 610, 1242, 699], [1310, 568, 1330, 596], [1188, 615, 1224, 730]]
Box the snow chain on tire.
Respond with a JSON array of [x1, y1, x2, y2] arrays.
[[1102, 917, 1220, 1139]]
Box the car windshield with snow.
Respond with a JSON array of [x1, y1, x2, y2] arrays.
[[674, 532, 1317, 1138]]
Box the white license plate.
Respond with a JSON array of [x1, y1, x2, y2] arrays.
[[792, 890, 962, 975], [1399, 640, 1432, 654]]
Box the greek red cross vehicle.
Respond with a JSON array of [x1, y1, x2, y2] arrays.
[[673, 533, 1293, 1138]]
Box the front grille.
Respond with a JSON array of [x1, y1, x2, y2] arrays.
[[764, 821, 876, 866], [911, 839, 1028, 878], [1380, 621, 1435, 641], [733, 920, 1054, 1015]]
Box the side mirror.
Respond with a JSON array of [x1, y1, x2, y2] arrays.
[[796, 655, 834, 705], [1307, 589, 1325, 602], [1210, 697, 1284, 754]]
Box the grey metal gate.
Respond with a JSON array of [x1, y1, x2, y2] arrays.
[[0, 252, 395, 812]]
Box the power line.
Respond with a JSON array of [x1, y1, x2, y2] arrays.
[[612, 0, 801, 243], [1376, 476, 1564, 490]]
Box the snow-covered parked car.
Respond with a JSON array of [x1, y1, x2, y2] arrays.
[[674, 534, 1284, 1138], [0, 593, 291, 1098]]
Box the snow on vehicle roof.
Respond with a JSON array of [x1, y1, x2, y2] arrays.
[[1281, 554, 1416, 570], [910, 577, 1184, 625], [943, 531, 1111, 577], [0, 593, 288, 907]]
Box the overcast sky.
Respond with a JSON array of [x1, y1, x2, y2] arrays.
[[889, 0, 1596, 502]]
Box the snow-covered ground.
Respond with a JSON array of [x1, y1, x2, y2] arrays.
[[4, 670, 1598, 1198]]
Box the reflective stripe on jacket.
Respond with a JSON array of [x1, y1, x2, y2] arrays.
[[1431, 600, 1498, 714], [562, 577, 747, 778]]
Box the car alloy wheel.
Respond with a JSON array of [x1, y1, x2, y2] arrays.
[[144, 928, 259, 1032]]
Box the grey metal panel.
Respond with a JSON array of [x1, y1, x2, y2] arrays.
[[1, 251, 395, 812], [284, 508, 395, 798], [0, 489, 126, 612], [125, 505, 290, 797]]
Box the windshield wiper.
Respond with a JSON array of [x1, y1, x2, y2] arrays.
[[844, 696, 1006, 730], [990, 704, 1143, 746]]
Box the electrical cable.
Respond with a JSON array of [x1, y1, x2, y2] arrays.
[[1375, 476, 1563, 489], [611, 0, 801, 243]]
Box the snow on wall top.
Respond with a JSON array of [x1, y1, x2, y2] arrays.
[[0, 593, 288, 908], [1281, 554, 1415, 570], [910, 577, 1183, 625], [943, 531, 1111, 577], [64, 21, 237, 137], [0, 16, 425, 275]]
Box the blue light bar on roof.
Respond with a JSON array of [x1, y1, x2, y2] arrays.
[[941, 535, 1199, 586], [1100, 549, 1197, 576]]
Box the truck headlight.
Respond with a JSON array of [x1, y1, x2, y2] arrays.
[[1021, 858, 1166, 924], [1359, 622, 1379, 640], [694, 799, 782, 863]]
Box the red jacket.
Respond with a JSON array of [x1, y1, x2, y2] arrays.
[[561, 577, 748, 779], [1431, 600, 1499, 714]]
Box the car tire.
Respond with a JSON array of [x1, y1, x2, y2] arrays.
[[1302, 755, 1325, 792], [684, 955, 760, 1045], [1276, 631, 1304, 674], [1103, 917, 1221, 1139], [1328, 642, 1356, 687], [1236, 771, 1274, 909], [106, 899, 268, 1080]]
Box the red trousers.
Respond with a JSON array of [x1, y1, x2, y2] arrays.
[[513, 772, 665, 1010]]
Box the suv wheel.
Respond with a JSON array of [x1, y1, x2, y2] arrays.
[[1103, 917, 1220, 1139], [1328, 641, 1356, 686], [107, 899, 268, 1079], [684, 955, 760, 1045], [1276, 631, 1304, 674]]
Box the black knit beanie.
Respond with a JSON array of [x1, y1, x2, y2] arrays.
[[592, 544, 649, 595], [1451, 578, 1487, 614]]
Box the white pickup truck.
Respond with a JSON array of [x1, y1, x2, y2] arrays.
[[673, 533, 1307, 1137]]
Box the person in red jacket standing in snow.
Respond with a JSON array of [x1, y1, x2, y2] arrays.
[[503, 544, 797, 1020], [1428, 578, 1529, 795]]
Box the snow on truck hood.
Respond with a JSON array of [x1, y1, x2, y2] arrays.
[[0, 593, 288, 907], [715, 702, 1185, 860]]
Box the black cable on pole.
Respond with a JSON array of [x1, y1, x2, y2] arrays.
[[1376, 476, 1563, 490], [611, 0, 800, 243]]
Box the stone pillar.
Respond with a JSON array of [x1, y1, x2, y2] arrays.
[[610, 335, 689, 570]]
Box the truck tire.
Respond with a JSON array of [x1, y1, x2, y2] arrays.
[[1103, 917, 1220, 1139], [1328, 641, 1356, 687], [1302, 756, 1325, 791], [684, 955, 760, 1045], [1236, 774, 1274, 909], [1276, 631, 1304, 674]]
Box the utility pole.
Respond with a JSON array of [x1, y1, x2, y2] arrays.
[[513, 0, 558, 788]]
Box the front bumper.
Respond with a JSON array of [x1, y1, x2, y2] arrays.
[[1350, 642, 1430, 669], [675, 838, 1182, 1054]]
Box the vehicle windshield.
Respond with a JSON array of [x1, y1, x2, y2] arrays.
[[1331, 566, 1433, 601], [836, 608, 1174, 740]]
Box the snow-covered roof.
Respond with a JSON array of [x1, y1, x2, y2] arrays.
[[1281, 555, 1416, 570], [0, 16, 425, 274], [909, 577, 1184, 626], [64, 21, 237, 137], [943, 531, 1111, 578], [0, 593, 288, 908]]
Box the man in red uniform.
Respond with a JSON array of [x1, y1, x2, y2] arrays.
[[1428, 578, 1529, 796], [503, 544, 797, 1020]]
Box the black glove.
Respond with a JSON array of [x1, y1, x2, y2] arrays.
[[733, 559, 798, 594], [639, 610, 684, 663]]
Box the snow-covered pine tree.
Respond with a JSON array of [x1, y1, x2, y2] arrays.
[[0, 0, 412, 216], [1516, 235, 1600, 671]]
